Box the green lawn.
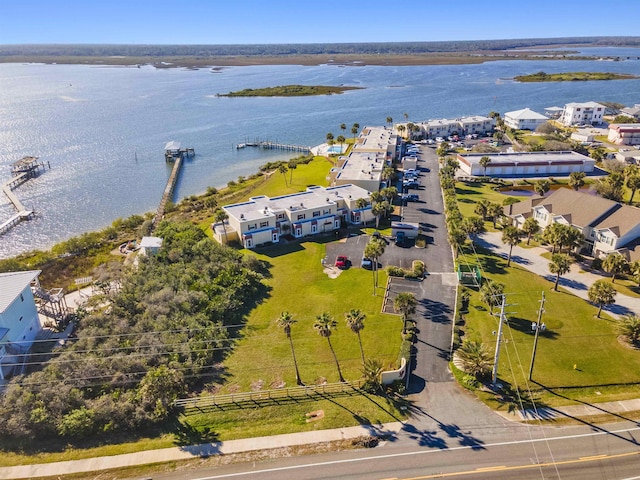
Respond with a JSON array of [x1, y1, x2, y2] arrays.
[[458, 246, 640, 407]]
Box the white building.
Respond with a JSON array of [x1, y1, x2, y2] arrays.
[[417, 116, 494, 139], [504, 108, 549, 130], [139, 236, 163, 256], [559, 101, 605, 126], [456, 151, 595, 177], [0, 270, 43, 380], [607, 123, 640, 146], [213, 185, 374, 249]]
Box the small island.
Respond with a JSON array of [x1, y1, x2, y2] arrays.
[[218, 84, 363, 97], [515, 71, 638, 82]]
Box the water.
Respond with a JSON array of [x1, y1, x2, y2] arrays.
[[2, 48, 640, 258]]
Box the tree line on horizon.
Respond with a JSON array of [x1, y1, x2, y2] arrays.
[[1, 36, 640, 58]]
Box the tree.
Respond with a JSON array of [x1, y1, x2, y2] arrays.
[[364, 237, 385, 292], [631, 260, 640, 287], [534, 179, 550, 196], [277, 312, 303, 385], [626, 174, 640, 205], [588, 280, 617, 318], [487, 202, 503, 228], [403, 112, 409, 121], [568, 171, 586, 191], [351, 125, 359, 141], [345, 309, 366, 365], [617, 314, 640, 346], [382, 166, 396, 184], [314, 313, 345, 382], [479, 156, 491, 176], [386, 116, 393, 126], [406, 122, 416, 139], [456, 340, 492, 380], [369, 190, 384, 205], [448, 227, 467, 257], [380, 186, 397, 203], [355, 197, 369, 211], [397, 124, 406, 138], [602, 252, 628, 283], [288, 159, 297, 183], [372, 201, 391, 230], [461, 216, 485, 239], [340, 123, 347, 134], [502, 226, 522, 267], [521, 217, 540, 245], [361, 359, 384, 393], [336, 135, 346, 152], [278, 163, 288, 186], [542, 223, 564, 253], [591, 147, 607, 162], [549, 253, 572, 291], [480, 279, 504, 315], [326, 132, 334, 144], [394, 292, 417, 333], [436, 142, 450, 158], [214, 209, 229, 243], [474, 199, 491, 220], [535, 121, 556, 135]]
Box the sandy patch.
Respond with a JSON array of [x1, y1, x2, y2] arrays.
[[324, 266, 343, 279]]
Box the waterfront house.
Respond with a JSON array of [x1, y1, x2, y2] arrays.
[[417, 116, 494, 139], [456, 151, 595, 177], [559, 101, 605, 126], [0, 270, 43, 380], [139, 236, 163, 256], [620, 104, 640, 121], [607, 124, 640, 146], [503, 108, 548, 130], [213, 184, 374, 249]]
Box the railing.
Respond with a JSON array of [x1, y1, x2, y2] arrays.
[[174, 380, 363, 413]]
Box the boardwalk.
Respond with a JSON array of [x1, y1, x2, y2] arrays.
[[153, 155, 183, 228], [0, 172, 33, 235]]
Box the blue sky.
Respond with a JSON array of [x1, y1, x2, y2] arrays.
[[1, 0, 638, 45]]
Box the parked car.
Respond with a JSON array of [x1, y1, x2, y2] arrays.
[[404, 168, 420, 175], [360, 256, 373, 269], [335, 255, 348, 269], [403, 180, 419, 189], [402, 193, 419, 202], [395, 231, 406, 246]]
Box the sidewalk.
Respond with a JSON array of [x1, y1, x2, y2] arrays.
[[476, 231, 640, 318], [0, 423, 404, 479], [497, 397, 640, 422]]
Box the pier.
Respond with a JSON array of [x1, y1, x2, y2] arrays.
[[164, 141, 195, 162], [236, 141, 310, 153], [154, 143, 192, 229], [0, 157, 46, 235]]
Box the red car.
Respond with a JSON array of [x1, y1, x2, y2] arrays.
[[335, 256, 348, 268]]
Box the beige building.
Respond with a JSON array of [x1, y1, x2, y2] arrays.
[[607, 123, 640, 146], [456, 151, 595, 177], [213, 185, 374, 249]]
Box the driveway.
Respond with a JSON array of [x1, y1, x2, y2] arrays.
[[476, 231, 640, 318]]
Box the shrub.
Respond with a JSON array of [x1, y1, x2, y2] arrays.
[[412, 260, 425, 277], [591, 258, 603, 271], [387, 266, 406, 277]]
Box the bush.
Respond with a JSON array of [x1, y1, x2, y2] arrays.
[[591, 258, 603, 271], [387, 266, 406, 277], [462, 374, 480, 389], [412, 260, 425, 277]]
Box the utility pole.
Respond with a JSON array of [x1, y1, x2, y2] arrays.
[[528, 291, 546, 381], [491, 294, 507, 385]]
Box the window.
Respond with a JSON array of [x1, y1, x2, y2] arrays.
[[313, 211, 320, 218], [311, 224, 317, 234], [277, 213, 285, 220], [20, 294, 24, 302], [260, 221, 269, 228], [323, 209, 331, 215], [272, 232, 278, 242], [247, 224, 257, 231], [297, 214, 305, 220]]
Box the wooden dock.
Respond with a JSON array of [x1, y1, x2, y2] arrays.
[[153, 154, 183, 229], [0, 161, 42, 236], [259, 141, 310, 153], [164, 141, 194, 162]]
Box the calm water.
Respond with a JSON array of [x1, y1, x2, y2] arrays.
[[2, 48, 640, 258]]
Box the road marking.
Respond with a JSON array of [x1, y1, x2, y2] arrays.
[[579, 454, 608, 460], [192, 426, 640, 479], [474, 465, 506, 471]]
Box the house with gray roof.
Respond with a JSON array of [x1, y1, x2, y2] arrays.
[[0, 270, 43, 380], [504, 108, 548, 130]]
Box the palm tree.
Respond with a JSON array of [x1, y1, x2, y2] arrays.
[[631, 260, 640, 287], [364, 237, 386, 291], [456, 339, 492, 380], [336, 135, 346, 153], [617, 314, 640, 346], [543, 223, 563, 253], [214, 209, 229, 243], [588, 280, 617, 318], [448, 227, 467, 257], [479, 156, 491, 176], [278, 163, 288, 186], [521, 217, 540, 245], [502, 226, 522, 267], [386, 116, 393, 127], [461, 216, 485, 240], [314, 312, 345, 382], [351, 125, 359, 141], [326, 132, 334, 144], [352, 122, 360, 131], [474, 199, 491, 220], [276, 312, 303, 385], [406, 122, 415, 140], [288, 159, 297, 183], [626, 174, 640, 205], [397, 124, 406, 139], [487, 202, 503, 229], [345, 309, 366, 365], [394, 292, 417, 333], [382, 166, 396, 185], [480, 279, 504, 315], [380, 186, 397, 203], [569, 171, 586, 191], [340, 123, 347, 135], [361, 359, 384, 393], [549, 253, 572, 291], [534, 179, 550, 196], [369, 190, 384, 205], [372, 201, 389, 230], [403, 112, 409, 121], [602, 252, 628, 283]]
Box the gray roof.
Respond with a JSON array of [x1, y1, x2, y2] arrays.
[[536, 188, 618, 228], [0, 270, 40, 313]]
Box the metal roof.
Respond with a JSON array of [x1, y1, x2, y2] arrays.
[[0, 270, 40, 313]]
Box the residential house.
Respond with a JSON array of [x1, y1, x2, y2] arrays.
[[456, 151, 595, 177], [620, 104, 640, 121], [213, 185, 374, 249], [0, 270, 43, 380], [457, 116, 495, 135], [608, 123, 640, 146], [139, 236, 163, 256], [505, 188, 640, 258], [559, 101, 605, 126], [504, 108, 548, 130]]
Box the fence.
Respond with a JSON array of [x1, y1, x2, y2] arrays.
[[174, 380, 363, 413]]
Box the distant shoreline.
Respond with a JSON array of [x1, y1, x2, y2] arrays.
[[0, 51, 631, 69]]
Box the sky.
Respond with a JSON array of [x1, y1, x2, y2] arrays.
[[1, 0, 639, 45]]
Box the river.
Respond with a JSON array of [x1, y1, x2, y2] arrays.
[[1, 48, 640, 258]]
